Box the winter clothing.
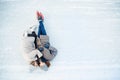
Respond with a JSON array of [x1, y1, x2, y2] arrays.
[[38, 21, 47, 37], [39, 35, 49, 46], [40, 56, 48, 62], [42, 46, 57, 61], [22, 29, 43, 63], [38, 47, 44, 52], [37, 35, 57, 61], [44, 42, 50, 49], [27, 31, 38, 49]]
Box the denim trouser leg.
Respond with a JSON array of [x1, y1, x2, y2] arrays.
[[40, 56, 48, 62], [38, 21, 47, 38], [37, 21, 48, 62]]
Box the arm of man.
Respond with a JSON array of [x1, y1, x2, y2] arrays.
[[28, 49, 43, 61]]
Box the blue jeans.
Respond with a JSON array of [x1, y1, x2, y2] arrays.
[[38, 21, 48, 62], [38, 21, 47, 37]]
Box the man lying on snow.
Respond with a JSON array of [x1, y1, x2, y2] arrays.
[[22, 11, 57, 71]]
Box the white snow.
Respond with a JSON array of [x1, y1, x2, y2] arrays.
[[0, 0, 120, 80]]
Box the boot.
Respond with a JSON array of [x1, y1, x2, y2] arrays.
[[36, 11, 44, 21]]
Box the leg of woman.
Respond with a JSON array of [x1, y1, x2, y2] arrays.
[[40, 21, 47, 35], [37, 21, 48, 63], [38, 21, 47, 37]]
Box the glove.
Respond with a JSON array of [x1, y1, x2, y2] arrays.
[[44, 42, 50, 49], [27, 31, 37, 37], [38, 47, 44, 52], [32, 31, 37, 37]]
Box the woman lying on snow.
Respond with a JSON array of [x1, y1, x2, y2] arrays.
[[22, 11, 57, 71]]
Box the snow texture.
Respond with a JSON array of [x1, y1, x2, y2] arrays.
[[0, 0, 120, 80]]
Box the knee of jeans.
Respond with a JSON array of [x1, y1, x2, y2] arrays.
[[41, 57, 48, 62]]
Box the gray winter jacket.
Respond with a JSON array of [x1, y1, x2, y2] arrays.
[[37, 35, 57, 61]]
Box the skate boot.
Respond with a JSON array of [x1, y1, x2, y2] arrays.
[[36, 11, 44, 21]]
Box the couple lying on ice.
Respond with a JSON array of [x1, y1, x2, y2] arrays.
[[22, 11, 57, 71]]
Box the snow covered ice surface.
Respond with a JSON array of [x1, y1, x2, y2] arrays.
[[0, 0, 120, 80]]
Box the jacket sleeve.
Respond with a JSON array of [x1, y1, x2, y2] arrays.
[[42, 46, 57, 61], [28, 49, 43, 61], [39, 35, 49, 46], [49, 46, 57, 57], [36, 37, 43, 48]]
